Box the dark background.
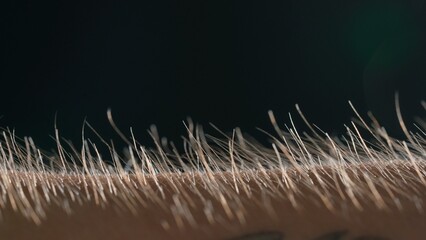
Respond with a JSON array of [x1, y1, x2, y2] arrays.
[[1, 1, 425, 152]]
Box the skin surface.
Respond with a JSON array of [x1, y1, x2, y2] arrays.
[[0, 107, 424, 239], [0, 163, 425, 240]]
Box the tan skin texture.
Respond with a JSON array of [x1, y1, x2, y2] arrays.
[[0, 164, 425, 240]]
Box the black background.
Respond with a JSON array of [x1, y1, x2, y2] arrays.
[[1, 0, 425, 152]]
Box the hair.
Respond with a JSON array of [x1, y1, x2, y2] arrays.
[[0, 101, 425, 234]]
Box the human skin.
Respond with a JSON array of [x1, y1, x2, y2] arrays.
[[0, 108, 424, 239], [0, 162, 425, 240]]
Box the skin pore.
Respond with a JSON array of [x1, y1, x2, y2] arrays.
[[0, 105, 425, 240]]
